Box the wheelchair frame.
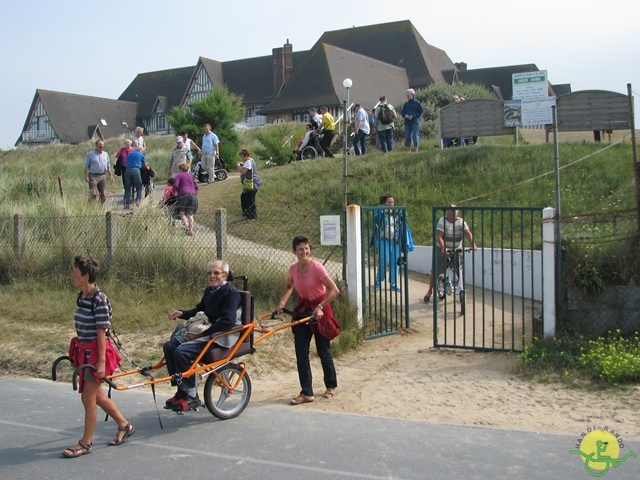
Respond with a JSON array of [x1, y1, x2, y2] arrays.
[[52, 282, 313, 421]]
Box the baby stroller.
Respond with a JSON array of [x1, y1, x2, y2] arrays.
[[193, 158, 228, 183]]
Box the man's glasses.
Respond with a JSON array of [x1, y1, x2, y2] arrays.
[[207, 270, 224, 276]]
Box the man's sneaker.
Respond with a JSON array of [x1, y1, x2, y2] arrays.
[[172, 394, 201, 412], [164, 389, 187, 409]]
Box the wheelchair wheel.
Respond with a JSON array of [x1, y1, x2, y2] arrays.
[[215, 169, 228, 181], [203, 363, 252, 419], [301, 146, 318, 160]]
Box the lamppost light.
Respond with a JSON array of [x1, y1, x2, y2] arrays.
[[343, 78, 353, 89]]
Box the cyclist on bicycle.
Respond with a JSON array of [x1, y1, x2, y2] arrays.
[[423, 204, 477, 303]]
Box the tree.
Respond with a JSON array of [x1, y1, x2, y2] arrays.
[[167, 86, 245, 161]]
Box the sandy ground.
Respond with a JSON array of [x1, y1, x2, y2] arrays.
[[247, 275, 640, 439]]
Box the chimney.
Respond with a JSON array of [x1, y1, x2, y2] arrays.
[[455, 62, 468, 72], [284, 39, 293, 84], [273, 40, 293, 94]]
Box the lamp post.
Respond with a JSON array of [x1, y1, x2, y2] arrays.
[[342, 78, 352, 283]]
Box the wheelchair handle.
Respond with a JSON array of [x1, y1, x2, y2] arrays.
[[51, 355, 71, 381]]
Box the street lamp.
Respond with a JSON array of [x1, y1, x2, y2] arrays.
[[342, 78, 352, 283]]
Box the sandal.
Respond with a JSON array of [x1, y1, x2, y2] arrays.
[[290, 394, 314, 405], [323, 388, 336, 399], [108, 423, 135, 446], [62, 440, 93, 458]]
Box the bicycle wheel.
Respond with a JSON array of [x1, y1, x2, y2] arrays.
[[203, 363, 252, 419], [437, 275, 446, 300]]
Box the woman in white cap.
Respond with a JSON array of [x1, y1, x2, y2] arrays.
[[168, 136, 193, 178]]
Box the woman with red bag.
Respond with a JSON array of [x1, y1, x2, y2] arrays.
[[276, 235, 340, 405], [62, 255, 134, 458]]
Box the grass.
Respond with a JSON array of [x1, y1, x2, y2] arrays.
[[1, 125, 639, 385]]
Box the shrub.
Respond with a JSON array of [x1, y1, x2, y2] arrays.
[[254, 124, 300, 166], [579, 330, 640, 383]]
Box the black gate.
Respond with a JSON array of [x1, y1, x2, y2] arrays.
[[361, 206, 410, 338], [433, 206, 544, 352]]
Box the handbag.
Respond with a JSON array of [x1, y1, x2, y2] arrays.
[[314, 314, 341, 340]]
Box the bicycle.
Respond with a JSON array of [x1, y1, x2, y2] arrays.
[[436, 248, 472, 315]]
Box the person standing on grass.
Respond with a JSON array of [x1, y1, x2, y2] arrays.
[[374, 96, 397, 153], [401, 88, 423, 152], [84, 140, 114, 205], [63, 255, 134, 458], [237, 148, 261, 220], [276, 235, 339, 405], [319, 106, 336, 158], [352, 104, 370, 155]]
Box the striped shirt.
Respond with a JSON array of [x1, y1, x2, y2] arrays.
[[74, 289, 112, 342]]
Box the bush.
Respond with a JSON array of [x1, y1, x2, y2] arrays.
[[579, 331, 640, 383], [254, 124, 300, 166], [517, 331, 640, 385]]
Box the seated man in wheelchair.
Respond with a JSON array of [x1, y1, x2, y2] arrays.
[[163, 259, 241, 411], [291, 124, 320, 161]]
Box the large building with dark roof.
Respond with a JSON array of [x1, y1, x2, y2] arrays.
[[16, 19, 563, 146]]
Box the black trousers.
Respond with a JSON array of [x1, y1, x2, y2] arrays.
[[320, 130, 335, 157], [240, 189, 257, 219]]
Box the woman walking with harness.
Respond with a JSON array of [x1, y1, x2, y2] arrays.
[[63, 255, 134, 458], [276, 235, 339, 405]]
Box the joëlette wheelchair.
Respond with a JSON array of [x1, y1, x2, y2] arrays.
[[52, 276, 313, 421]]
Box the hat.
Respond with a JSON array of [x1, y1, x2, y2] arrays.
[[176, 136, 184, 143]]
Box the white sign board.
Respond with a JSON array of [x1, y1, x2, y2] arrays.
[[320, 215, 341, 246], [512, 71, 548, 100], [521, 97, 556, 126]]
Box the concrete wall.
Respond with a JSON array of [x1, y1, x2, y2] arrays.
[[408, 245, 543, 302]]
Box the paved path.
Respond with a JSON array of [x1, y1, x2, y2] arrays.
[[3, 377, 638, 479]]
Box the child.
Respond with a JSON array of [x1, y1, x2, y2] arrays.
[[160, 178, 177, 207]]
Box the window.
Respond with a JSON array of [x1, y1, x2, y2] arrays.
[[100, 118, 108, 126], [158, 114, 166, 130]]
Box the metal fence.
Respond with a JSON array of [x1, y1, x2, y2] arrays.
[[560, 208, 640, 337], [1, 209, 343, 286]]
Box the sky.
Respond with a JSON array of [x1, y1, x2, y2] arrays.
[[2, 0, 638, 150]]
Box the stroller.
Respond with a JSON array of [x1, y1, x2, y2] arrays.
[[193, 157, 228, 183]]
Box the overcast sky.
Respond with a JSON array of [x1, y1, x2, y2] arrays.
[[2, 0, 637, 150]]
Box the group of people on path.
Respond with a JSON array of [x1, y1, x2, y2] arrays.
[[63, 233, 337, 457], [85, 122, 262, 233]]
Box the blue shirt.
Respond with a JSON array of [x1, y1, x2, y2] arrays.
[[401, 98, 423, 124], [126, 149, 146, 169], [84, 149, 111, 174], [201, 132, 219, 155]]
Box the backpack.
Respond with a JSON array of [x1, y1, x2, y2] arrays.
[[378, 104, 395, 125]]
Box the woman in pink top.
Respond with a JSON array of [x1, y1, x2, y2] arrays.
[[173, 162, 198, 235], [276, 234, 340, 405]]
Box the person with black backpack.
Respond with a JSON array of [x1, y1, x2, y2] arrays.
[[374, 96, 397, 152]]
